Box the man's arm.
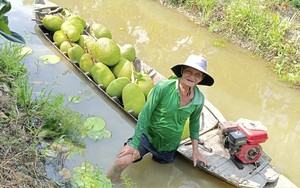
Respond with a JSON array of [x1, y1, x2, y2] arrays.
[[191, 139, 207, 167]]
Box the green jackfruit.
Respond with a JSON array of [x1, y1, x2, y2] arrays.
[[67, 44, 84, 63], [79, 53, 94, 73], [112, 58, 133, 80], [89, 23, 112, 39], [42, 15, 63, 32], [53, 30, 67, 47], [121, 44, 136, 62], [90, 63, 115, 89], [122, 83, 145, 117], [90, 38, 121, 66], [106, 77, 130, 98], [135, 73, 154, 99]]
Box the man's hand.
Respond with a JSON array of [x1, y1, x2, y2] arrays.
[[191, 139, 207, 167], [118, 145, 140, 162], [193, 151, 207, 167]]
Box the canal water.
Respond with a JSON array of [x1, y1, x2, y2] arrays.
[[7, 0, 300, 187]]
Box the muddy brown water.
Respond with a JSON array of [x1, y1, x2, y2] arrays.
[[7, 0, 300, 187]]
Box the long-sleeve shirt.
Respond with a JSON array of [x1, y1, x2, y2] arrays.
[[128, 79, 204, 152]]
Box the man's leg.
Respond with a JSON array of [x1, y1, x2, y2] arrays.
[[106, 152, 134, 181], [106, 136, 148, 181]]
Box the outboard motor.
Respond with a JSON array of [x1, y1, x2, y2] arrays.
[[220, 119, 268, 169]]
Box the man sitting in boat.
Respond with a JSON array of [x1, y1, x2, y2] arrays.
[[106, 54, 215, 181]]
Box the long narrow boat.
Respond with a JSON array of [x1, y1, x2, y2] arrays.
[[33, 1, 297, 187]]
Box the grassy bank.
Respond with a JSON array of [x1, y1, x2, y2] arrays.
[[1, 42, 58, 187], [0, 42, 88, 187], [0, 39, 134, 187], [162, 0, 300, 88]]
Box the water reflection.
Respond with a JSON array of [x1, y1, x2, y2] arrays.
[[132, 26, 150, 44]]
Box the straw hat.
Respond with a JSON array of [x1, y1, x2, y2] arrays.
[[171, 54, 214, 86]]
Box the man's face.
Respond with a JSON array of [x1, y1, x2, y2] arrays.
[[181, 67, 204, 87]]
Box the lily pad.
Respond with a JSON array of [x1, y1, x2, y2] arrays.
[[87, 129, 112, 141], [84, 117, 106, 132], [19, 46, 32, 56], [40, 55, 61, 64], [83, 117, 112, 141]]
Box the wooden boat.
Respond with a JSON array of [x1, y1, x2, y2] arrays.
[[33, 1, 298, 188]]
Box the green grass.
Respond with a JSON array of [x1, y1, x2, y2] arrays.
[[0, 42, 58, 187], [0, 42, 84, 187], [0, 42, 26, 78], [277, 0, 300, 8], [223, 0, 289, 54], [165, 0, 300, 88]]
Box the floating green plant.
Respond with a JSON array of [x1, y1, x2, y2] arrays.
[[82, 117, 112, 141]]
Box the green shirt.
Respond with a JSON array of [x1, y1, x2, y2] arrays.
[[128, 79, 204, 152]]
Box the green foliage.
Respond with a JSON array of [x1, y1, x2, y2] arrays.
[[0, 42, 58, 186], [290, 0, 300, 8], [167, 0, 184, 5], [224, 0, 290, 51], [10, 73, 86, 146], [0, 43, 84, 147], [184, 0, 218, 23], [71, 162, 112, 188], [0, 42, 26, 77], [0, 0, 26, 44], [222, 0, 299, 87], [37, 94, 85, 145], [82, 117, 112, 141], [165, 0, 300, 87], [14, 76, 35, 115], [275, 0, 300, 8]]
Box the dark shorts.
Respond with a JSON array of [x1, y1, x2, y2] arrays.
[[125, 134, 176, 164]]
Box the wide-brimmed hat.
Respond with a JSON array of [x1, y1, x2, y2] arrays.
[[171, 54, 214, 86]]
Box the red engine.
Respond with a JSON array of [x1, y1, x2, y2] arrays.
[[221, 119, 268, 164]]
